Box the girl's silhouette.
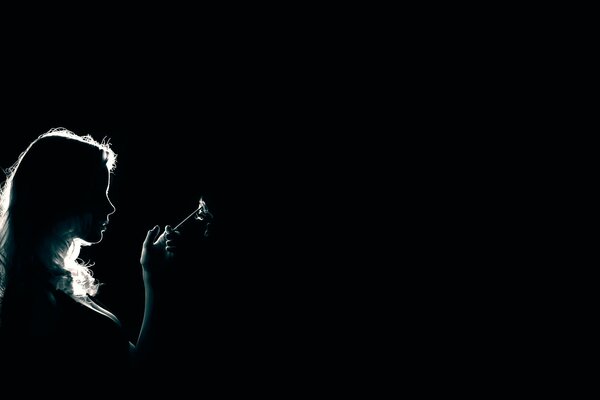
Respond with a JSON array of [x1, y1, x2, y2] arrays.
[[0, 128, 181, 385]]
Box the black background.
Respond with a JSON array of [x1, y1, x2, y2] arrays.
[[0, 82, 307, 388], [0, 14, 338, 387]]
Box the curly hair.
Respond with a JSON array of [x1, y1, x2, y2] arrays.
[[0, 128, 117, 315]]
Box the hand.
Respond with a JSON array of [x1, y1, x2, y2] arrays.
[[140, 225, 180, 275]]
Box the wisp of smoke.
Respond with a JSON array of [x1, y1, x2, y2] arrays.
[[173, 197, 213, 236]]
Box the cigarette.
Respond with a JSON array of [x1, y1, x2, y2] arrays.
[[173, 198, 212, 231]]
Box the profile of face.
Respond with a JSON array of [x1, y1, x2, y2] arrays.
[[9, 133, 118, 248], [79, 167, 116, 244]]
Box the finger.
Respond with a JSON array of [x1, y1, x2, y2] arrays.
[[165, 228, 181, 241], [143, 225, 160, 248]]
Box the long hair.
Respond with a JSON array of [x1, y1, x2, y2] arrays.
[[0, 128, 117, 314]]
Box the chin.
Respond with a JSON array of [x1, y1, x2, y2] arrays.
[[84, 230, 105, 244]]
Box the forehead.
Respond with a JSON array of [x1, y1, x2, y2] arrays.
[[89, 164, 111, 190], [103, 167, 111, 187]]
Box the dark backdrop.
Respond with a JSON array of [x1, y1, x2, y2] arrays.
[[0, 96, 301, 387], [0, 12, 342, 392]]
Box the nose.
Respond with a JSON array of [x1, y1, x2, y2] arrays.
[[106, 197, 116, 218]]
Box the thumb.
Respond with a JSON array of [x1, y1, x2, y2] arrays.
[[143, 225, 160, 248]]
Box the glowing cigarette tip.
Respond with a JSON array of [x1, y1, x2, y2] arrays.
[[173, 197, 212, 231]]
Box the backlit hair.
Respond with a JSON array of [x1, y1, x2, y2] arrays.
[[0, 128, 117, 313]]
